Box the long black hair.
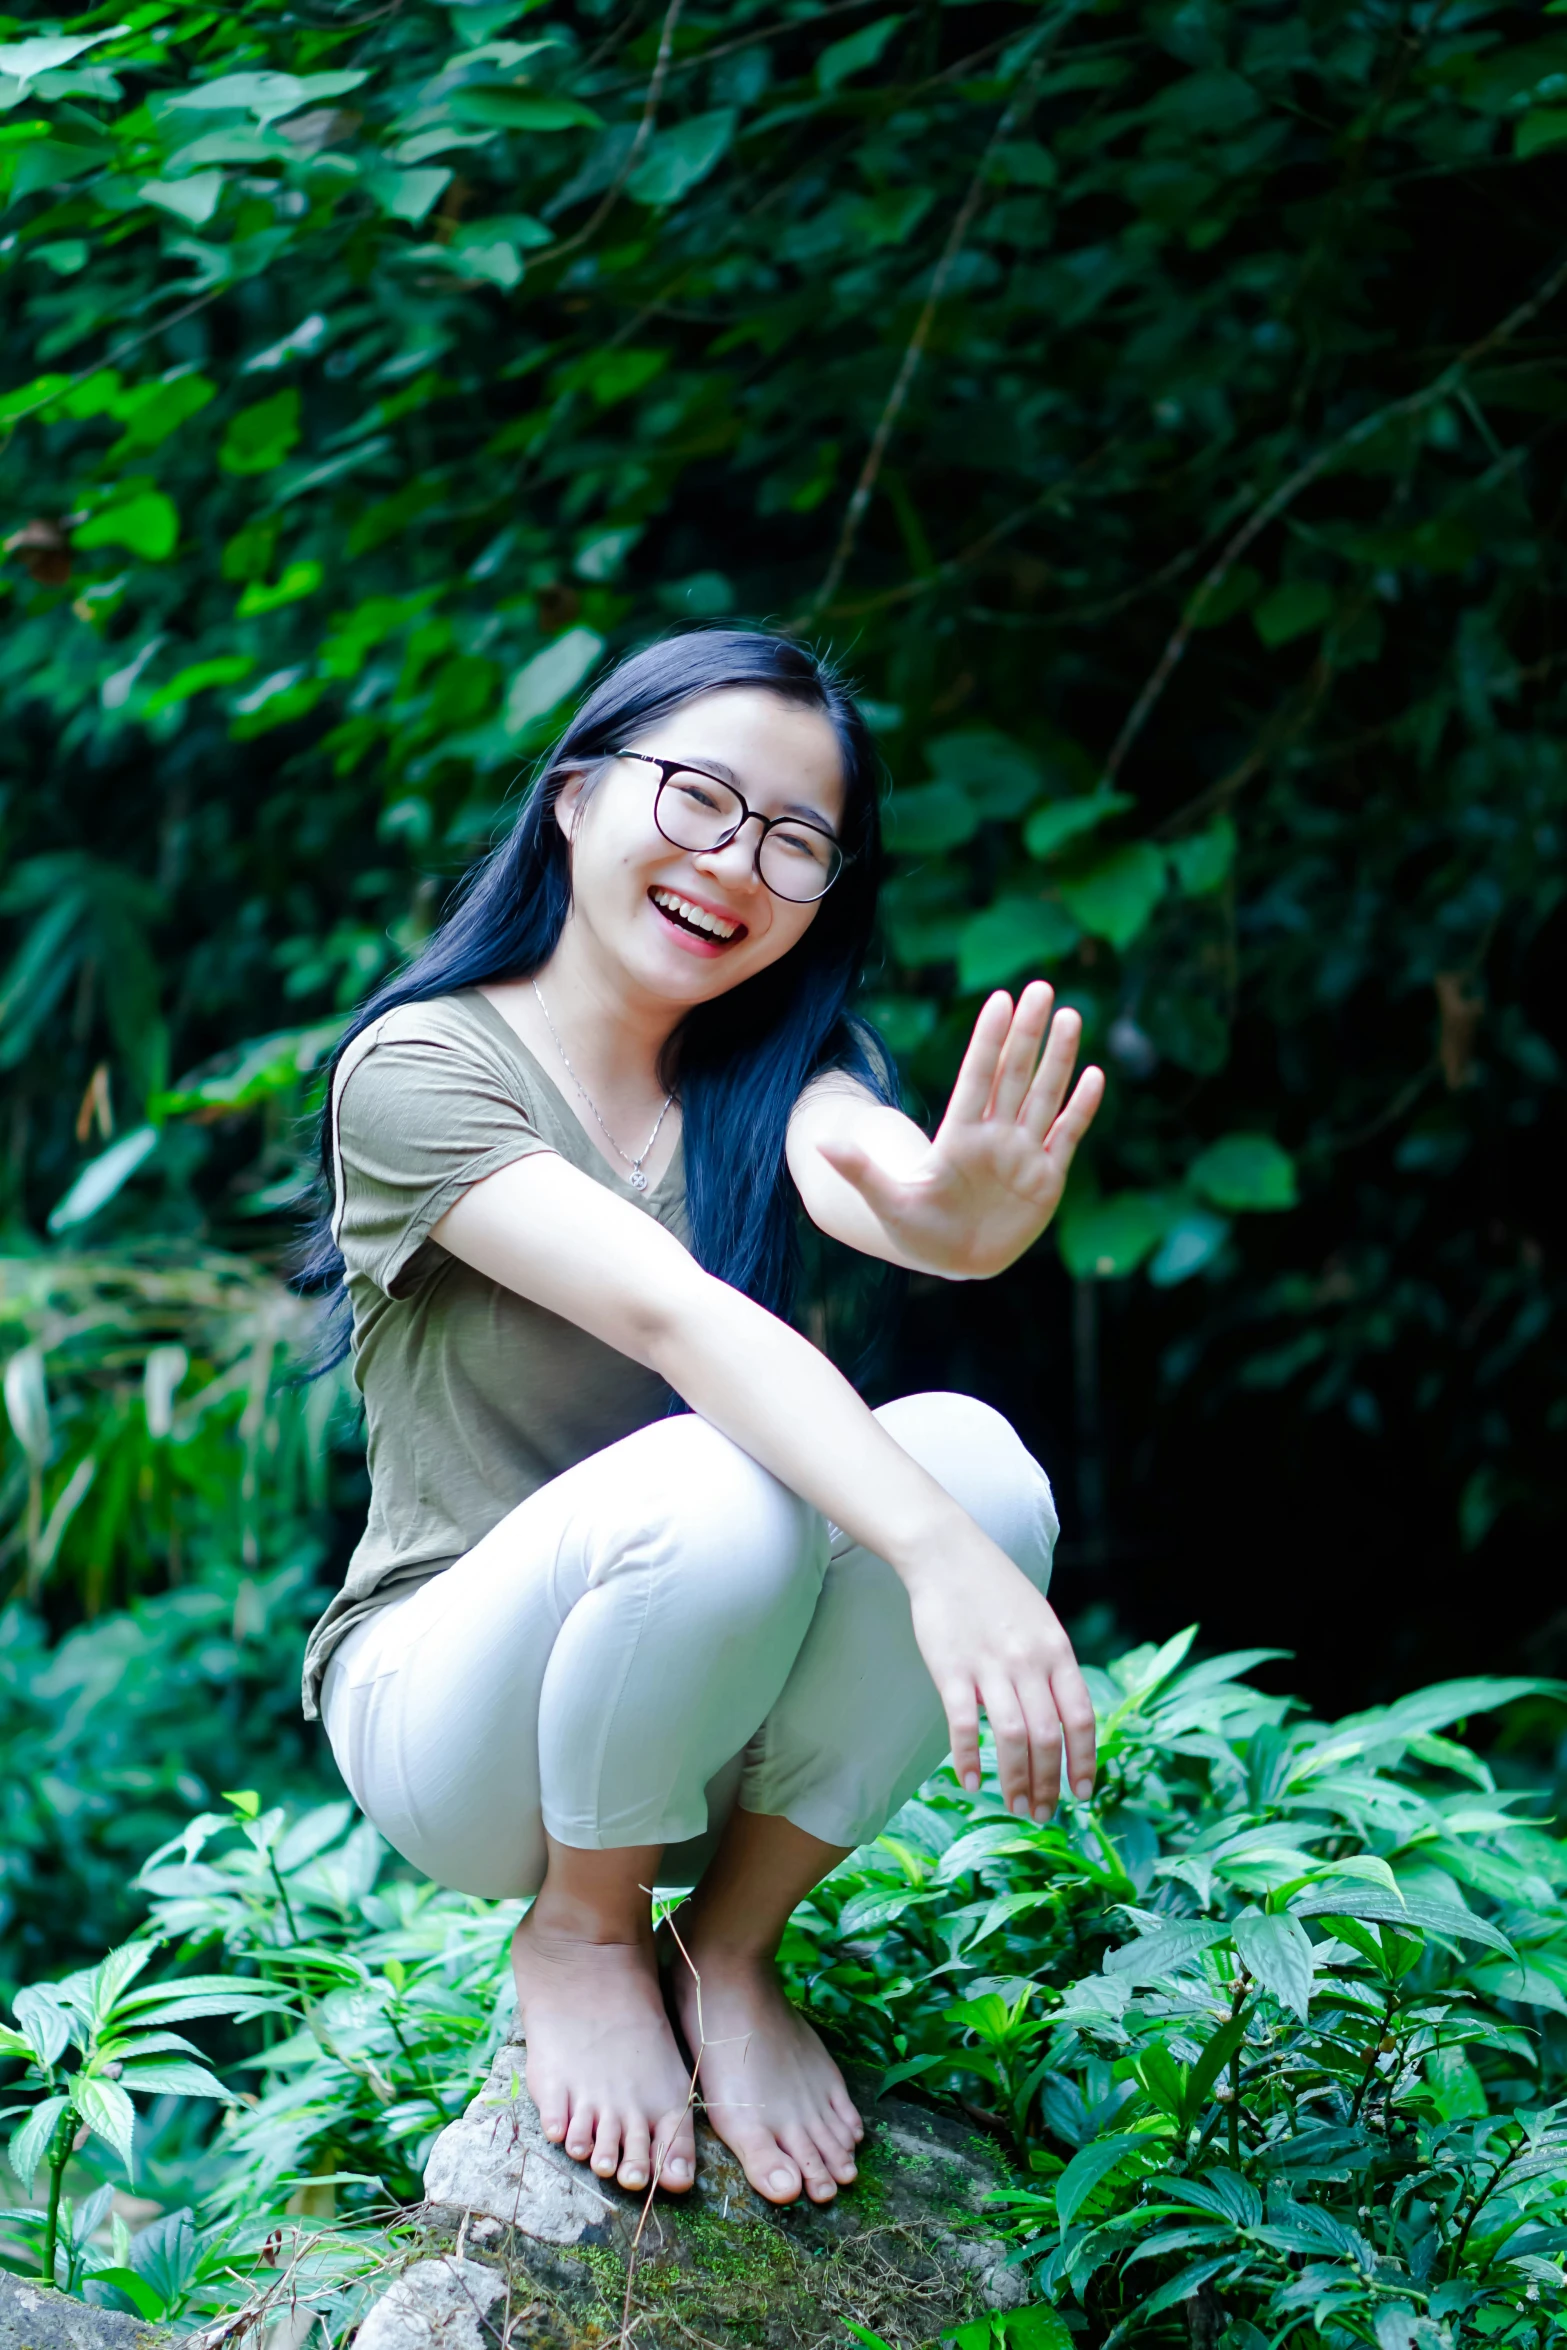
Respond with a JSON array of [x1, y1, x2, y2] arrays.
[[300, 628, 893, 1352]]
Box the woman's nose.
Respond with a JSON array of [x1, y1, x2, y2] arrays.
[[691, 830, 764, 893]]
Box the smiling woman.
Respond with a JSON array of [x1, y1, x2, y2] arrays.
[[296, 629, 1104, 2213]]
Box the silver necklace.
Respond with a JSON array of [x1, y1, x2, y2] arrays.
[[531, 980, 673, 1192]]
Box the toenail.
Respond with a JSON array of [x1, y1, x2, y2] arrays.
[[769, 2169, 794, 2192]]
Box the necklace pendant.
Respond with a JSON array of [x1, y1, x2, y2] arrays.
[[628, 1167, 649, 1192]]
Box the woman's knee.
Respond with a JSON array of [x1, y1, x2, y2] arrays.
[[873, 1390, 1059, 1584], [618, 1412, 827, 1619]]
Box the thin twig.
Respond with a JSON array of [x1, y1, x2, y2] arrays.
[[806, 12, 1082, 616], [544, 0, 686, 269], [1099, 244, 1567, 788]]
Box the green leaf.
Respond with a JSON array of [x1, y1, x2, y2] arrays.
[[143, 656, 256, 715], [1058, 843, 1166, 950], [628, 110, 738, 206], [1056, 1189, 1166, 1280], [885, 782, 978, 855], [1233, 1911, 1315, 2018], [957, 896, 1081, 993], [114, 2058, 234, 2102], [503, 628, 604, 736], [1148, 1204, 1229, 1286], [9, 2095, 68, 2193], [1253, 579, 1334, 647], [75, 492, 179, 562], [139, 173, 224, 227], [446, 90, 600, 131], [1425, 2046, 1487, 2119], [818, 16, 905, 92], [220, 389, 301, 475], [1023, 792, 1133, 860], [366, 165, 452, 222], [1166, 815, 1235, 896], [74, 2074, 137, 2171], [87, 2268, 166, 2324], [1055, 2132, 1144, 2229], [0, 33, 117, 81], [47, 1127, 159, 1234], [235, 561, 322, 617], [1188, 1133, 1297, 1212], [1515, 108, 1567, 158], [107, 374, 217, 455]]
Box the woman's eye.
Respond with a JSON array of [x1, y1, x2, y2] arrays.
[[674, 782, 726, 815], [775, 827, 832, 866]]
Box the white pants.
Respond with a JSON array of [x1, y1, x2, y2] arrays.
[[321, 1391, 1058, 1899]]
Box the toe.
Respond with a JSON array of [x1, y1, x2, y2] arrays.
[[617, 2116, 651, 2192], [565, 2103, 598, 2164], [591, 2109, 624, 2180], [829, 2085, 864, 2142], [781, 2126, 839, 2202], [653, 2105, 696, 2193], [732, 2127, 803, 2205]]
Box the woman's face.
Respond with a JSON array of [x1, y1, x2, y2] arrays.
[[554, 686, 848, 1009]]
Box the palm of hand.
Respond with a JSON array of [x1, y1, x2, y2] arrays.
[[828, 985, 1104, 1279]]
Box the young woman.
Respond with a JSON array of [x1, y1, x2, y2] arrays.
[[303, 629, 1104, 2215]]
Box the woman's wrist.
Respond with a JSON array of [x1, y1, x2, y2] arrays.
[[880, 1492, 991, 1592]]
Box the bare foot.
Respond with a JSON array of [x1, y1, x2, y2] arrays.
[[668, 1934, 864, 2205], [511, 1911, 697, 2195]]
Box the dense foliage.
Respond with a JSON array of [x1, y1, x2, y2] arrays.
[[0, 0, 1564, 1685], [0, 1642, 1563, 2347]]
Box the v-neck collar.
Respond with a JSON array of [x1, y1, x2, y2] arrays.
[[458, 987, 685, 1201]]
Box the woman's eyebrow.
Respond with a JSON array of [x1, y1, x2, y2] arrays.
[[680, 755, 838, 833]]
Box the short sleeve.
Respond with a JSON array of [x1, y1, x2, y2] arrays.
[[332, 1012, 554, 1293]]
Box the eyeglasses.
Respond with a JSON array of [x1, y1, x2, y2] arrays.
[[615, 750, 846, 904]]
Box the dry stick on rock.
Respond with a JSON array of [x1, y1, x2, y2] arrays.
[[546, 0, 687, 271], [617, 1900, 707, 2350], [1099, 245, 1567, 790], [806, 14, 1082, 619]]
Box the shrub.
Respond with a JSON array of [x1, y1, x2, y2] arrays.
[[1, 1635, 1562, 2344]]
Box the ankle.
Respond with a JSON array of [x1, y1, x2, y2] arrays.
[[675, 1913, 781, 1970], [522, 1893, 653, 1951]]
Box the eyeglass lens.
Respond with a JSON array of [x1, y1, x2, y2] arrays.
[[655, 770, 842, 902]]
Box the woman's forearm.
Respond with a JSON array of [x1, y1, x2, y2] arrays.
[[644, 1268, 973, 1590], [433, 1149, 971, 1589]]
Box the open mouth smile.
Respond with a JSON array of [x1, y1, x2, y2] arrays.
[[649, 887, 747, 947]]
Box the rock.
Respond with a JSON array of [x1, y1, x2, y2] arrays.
[[352, 2258, 505, 2350], [0, 2274, 166, 2350], [400, 2030, 1032, 2350]]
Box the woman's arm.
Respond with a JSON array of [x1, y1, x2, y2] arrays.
[[433, 1151, 1095, 1821], [788, 982, 1104, 1279]]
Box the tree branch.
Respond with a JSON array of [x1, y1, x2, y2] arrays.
[[1099, 245, 1567, 789], [543, 0, 686, 270], [806, 10, 1085, 618]]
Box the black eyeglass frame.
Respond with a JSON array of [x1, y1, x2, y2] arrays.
[[613, 749, 848, 904]]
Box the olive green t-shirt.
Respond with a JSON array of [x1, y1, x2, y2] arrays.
[[301, 989, 688, 1717]]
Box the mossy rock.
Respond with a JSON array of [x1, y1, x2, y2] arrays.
[[382, 2031, 1027, 2350]]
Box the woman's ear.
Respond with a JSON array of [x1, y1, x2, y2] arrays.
[[551, 765, 589, 843]]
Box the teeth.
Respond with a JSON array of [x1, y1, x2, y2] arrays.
[[651, 887, 740, 940]]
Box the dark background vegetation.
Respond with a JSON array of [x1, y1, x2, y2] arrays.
[[2, 0, 1566, 1983]]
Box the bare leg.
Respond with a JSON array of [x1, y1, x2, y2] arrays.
[[667, 1808, 863, 2207], [511, 1836, 697, 2195]]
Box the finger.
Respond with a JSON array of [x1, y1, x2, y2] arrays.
[[945, 1684, 983, 1795], [945, 993, 1014, 1126], [1015, 1675, 1064, 1820], [981, 1677, 1033, 1818], [1019, 1006, 1083, 1141], [990, 982, 1055, 1122], [1040, 1065, 1107, 1168], [1053, 1654, 1099, 1801]]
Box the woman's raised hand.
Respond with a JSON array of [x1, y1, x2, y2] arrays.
[[904, 1531, 1097, 1819], [817, 983, 1104, 1280]]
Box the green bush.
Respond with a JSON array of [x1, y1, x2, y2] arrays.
[[1, 1637, 1562, 2346], [1, 0, 1564, 1596]]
